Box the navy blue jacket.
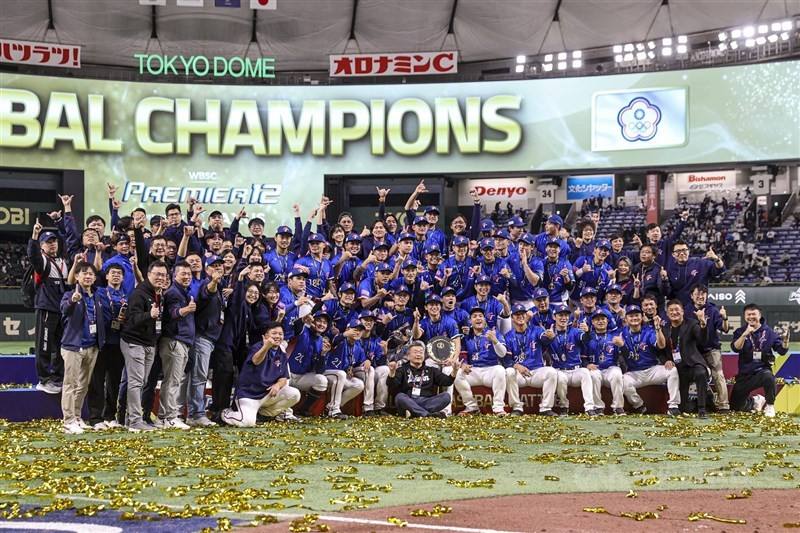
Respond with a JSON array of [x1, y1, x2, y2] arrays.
[[664, 257, 725, 306], [684, 301, 725, 351], [59, 287, 107, 352], [27, 239, 69, 313], [162, 283, 196, 345], [731, 323, 788, 376], [195, 278, 226, 342]]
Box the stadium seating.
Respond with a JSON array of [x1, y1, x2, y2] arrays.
[[595, 207, 645, 241], [741, 227, 800, 283]]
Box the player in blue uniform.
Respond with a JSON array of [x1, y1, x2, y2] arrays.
[[548, 304, 596, 415], [541, 240, 574, 303], [583, 311, 626, 415], [356, 311, 390, 416], [286, 311, 330, 418], [454, 307, 508, 415], [323, 319, 367, 419]]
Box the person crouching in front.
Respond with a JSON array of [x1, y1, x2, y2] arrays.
[[221, 321, 300, 426], [389, 341, 458, 418]]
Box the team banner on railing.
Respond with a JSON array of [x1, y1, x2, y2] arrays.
[[0, 61, 798, 227]]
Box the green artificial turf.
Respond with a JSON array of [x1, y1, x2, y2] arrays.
[[1, 414, 798, 517]]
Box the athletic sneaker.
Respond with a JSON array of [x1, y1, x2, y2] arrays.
[[163, 418, 190, 430], [458, 408, 479, 416], [151, 418, 166, 429], [127, 421, 155, 433], [63, 422, 84, 435], [752, 394, 766, 413], [35, 382, 50, 393], [362, 410, 380, 417], [666, 407, 681, 416], [76, 419, 91, 430], [92, 421, 109, 431], [427, 411, 447, 419], [764, 404, 776, 418], [509, 409, 524, 416], [186, 416, 217, 427], [104, 420, 123, 429], [633, 404, 647, 415], [539, 410, 558, 417], [47, 382, 63, 394], [586, 410, 599, 417], [613, 408, 626, 416], [275, 412, 300, 422], [329, 412, 349, 420]]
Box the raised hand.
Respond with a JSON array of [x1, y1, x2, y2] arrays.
[[415, 179, 427, 195], [71, 285, 82, 303], [660, 269, 669, 281], [705, 247, 719, 261], [32, 221, 43, 238], [419, 280, 431, 292], [222, 287, 234, 299], [633, 274, 641, 288], [632, 234, 643, 247], [652, 315, 662, 330], [184, 225, 195, 237], [612, 335, 625, 347], [543, 324, 556, 339], [719, 306, 727, 320], [559, 267, 570, 278], [469, 188, 480, 204], [694, 309, 706, 325], [578, 321, 589, 333], [184, 296, 197, 315], [292, 203, 301, 217], [486, 328, 498, 343], [106, 182, 118, 198], [58, 194, 74, 208], [150, 302, 160, 319], [413, 308, 421, 322], [500, 267, 511, 279], [376, 187, 391, 201], [238, 265, 251, 281], [236, 206, 247, 219]]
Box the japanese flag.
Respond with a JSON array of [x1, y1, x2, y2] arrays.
[[177, 0, 204, 5], [139, 0, 166, 5], [250, 0, 276, 9]]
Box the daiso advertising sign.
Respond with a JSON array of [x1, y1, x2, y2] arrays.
[[459, 177, 529, 208]]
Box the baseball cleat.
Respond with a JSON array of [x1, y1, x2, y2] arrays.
[[764, 404, 776, 418], [633, 404, 647, 415], [666, 407, 681, 416], [458, 409, 479, 416], [509, 409, 524, 416], [613, 408, 626, 416], [427, 411, 447, 419], [539, 410, 558, 416]]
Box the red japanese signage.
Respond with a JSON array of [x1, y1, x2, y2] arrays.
[[0, 39, 81, 68], [329, 51, 457, 77]]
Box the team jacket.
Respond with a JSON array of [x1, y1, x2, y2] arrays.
[[195, 278, 226, 342], [97, 286, 127, 346], [387, 363, 455, 398], [162, 283, 196, 345], [664, 258, 725, 305], [236, 344, 290, 400], [120, 280, 162, 347], [730, 322, 788, 375], [289, 325, 326, 375], [27, 239, 69, 313], [59, 287, 107, 352]]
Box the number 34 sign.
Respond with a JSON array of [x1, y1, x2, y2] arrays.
[[537, 185, 557, 203]]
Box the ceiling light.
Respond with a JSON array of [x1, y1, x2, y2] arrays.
[[614, 54, 623, 62], [647, 41, 656, 49], [544, 54, 553, 62], [661, 47, 672, 56], [613, 44, 623, 53], [572, 50, 582, 59], [623, 43, 634, 52], [781, 20, 792, 31], [755, 36, 766, 45], [731, 29, 742, 38], [636, 51, 646, 60], [743, 26, 755, 37], [662, 37, 672, 46], [780, 31, 790, 40], [771, 22, 782, 32], [636, 43, 645, 51], [677, 35, 688, 43], [718, 42, 727, 50], [515, 64, 524, 73], [571, 59, 582, 68], [623, 53, 634, 61], [676, 44, 688, 54], [767, 33, 779, 42], [718, 32, 727, 41], [730, 41, 739, 49], [647, 51, 655, 59], [758, 24, 769, 34], [745, 38, 755, 47], [557, 61, 567, 70], [557, 52, 567, 60], [516, 55, 526, 64], [542, 63, 553, 72]]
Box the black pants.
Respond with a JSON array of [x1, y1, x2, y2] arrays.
[[141, 351, 162, 422], [731, 370, 776, 411], [678, 363, 708, 412], [210, 348, 234, 414], [87, 343, 125, 425], [35, 309, 63, 385]]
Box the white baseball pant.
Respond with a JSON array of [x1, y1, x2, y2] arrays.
[[221, 386, 301, 427], [556, 368, 595, 412], [353, 364, 389, 411], [284, 372, 328, 417], [623, 365, 680, 409], [589, 366, 624, 410], [505, 366, 557, 412], [454, 365, 507, 414], [324, 369, 365, 415]]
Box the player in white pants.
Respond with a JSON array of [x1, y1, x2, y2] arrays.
[[547, 304, 597, 415], [323, 319, 367, 419], [583, 311, 626, 415], [503, 304, 558, 415], [221, 323, 301, 427], [619, 305, 680, 415], [357, 312, 391, 415], [285, 311, 331, 418], [454, 307, 508, 415]]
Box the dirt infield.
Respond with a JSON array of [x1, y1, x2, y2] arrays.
[[243, 488, 799, 532]]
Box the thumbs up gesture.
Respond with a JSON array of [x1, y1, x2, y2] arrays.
[[150, 302, 160, 319], [719, 306, 727, 320], [486, 328, 498, 343], [612, 335, 625, 347], [694, 309, 706, 326], [182, 296, 197, 316], [71, 285, 82, 303]]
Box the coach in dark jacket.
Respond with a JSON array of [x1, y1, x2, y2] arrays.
[[663, 299, 710, 416], [388, 341, 457, 418]]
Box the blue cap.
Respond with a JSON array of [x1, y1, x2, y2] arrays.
[[468, 306, 485, 315], [441, 286, 456, 295], [345, 233, 362, 243], [347, 319, 365, 330], [580, 287, 598, 298], [359, 310, 375, 319], [205, 254, 224, 266], [553, 303, 571, 315], [606, 283, 623, 293], [275, 225, 293, 236], [425, 294, 442, 304], [480, 219, 495, 232], [533, 288, 549, 300], [373, 241, 390, 250], [401, 259, 418, 270], [288, 267, 308, 279], [508, 216, 525, 228], [313, 310, 330, 321], [521, 233, 536, 246], [479, 238, 495, 250], [452, 235, 469, 247], [547, 214, 563, 226], [413, 216, 428, 226], [393, 285, 410, 295], [625, 304, 643, 314], [38, 231, 58, 243], [424, 206, 440, 215], [376, 262, 392, 272], [596, 239, 611, 250], [398, 232, 415, 241], [545, 238, 561, 248], [591, 310, 610, 320], [475, 274, 492, 285], [339, 282, 356, 293], [511, 304, 528, 315], [494, 229, 510, 240], [424, 243, 441, 255], [307, 232, 326, 243]]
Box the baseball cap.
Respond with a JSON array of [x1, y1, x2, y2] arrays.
[[545, 238, 561, 248], [480, 219, 495, 232], [248, 217, 265, 227], [475, 274, 492, 285], [533, 288, 549, 300], [606, 283, 623, 293], [398, 232, 415, 241], [209, 210, 223, 218], [479, 238, 495, 250], [307, 233, 326, 243], [625, 304, 643, 315], [376, 262, 392, 273], [521, 233, 536, 245], [38, 231, 57, 243], [580, 287, 598, 298], [275, 225, 293, 236], [424, 206, 440, 215], [288, 268, 309, 279], [508, 216, 525, 228], [468, 306, 485, 315], [339, 282, 356, 293], [425, 294, 442, 304], [205, 255, 224, 266], [452, 235, 469, 247], [441, 286, 456, 296], [373, 242, 390, 250], [511, 304, 528, 315], [547, 214, 563, 226], [402, 259, 418, 270], [345, 233, 362, 243], [596, 239, 611, 250], [553, 303, 571, 315], [347, 319, 365, 330], [393, 285, 410, 295], [413, 216, 428, 226], [590, 310, 610, 321], [114, 234, 130, 245], [494, 229, 510, 240], [313, 310, 330, 321], [359, 310, 375, 319], [424, 244, 441, 255]]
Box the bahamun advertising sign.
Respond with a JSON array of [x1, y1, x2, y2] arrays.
[[0, 61, 798, 228]]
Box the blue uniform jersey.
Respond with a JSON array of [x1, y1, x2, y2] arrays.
[[464, 332, 505, 367], [97, 286, 127, 346], [101, 254, 135, 296], [383, 306, 414, 338], [534, 233, 570, 259], [419, 316, 459, 341], [507, 256, 544, 302], [477, 257, 508, 296], [571, 257, 613, 301], [437, 256, 475, 296], [361, 335, 386, 366], [236, 345, 290, 400], [263, 249, 297, 285], [541, 258, 574, 302], [504, 326, 549, 370], [325, 337, 364, 371], [321, 300, 360, 334], [546, 328, 585, 370], [583, 331, 621, 370], [530, 308, 555, 329], [621, 326, 660, 371], [460, 296, 505, 330], [295, 255, 333, 299], [441, 307, 470, 331], [289, 326, 325, 375], [336, 256, 362, 287]]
